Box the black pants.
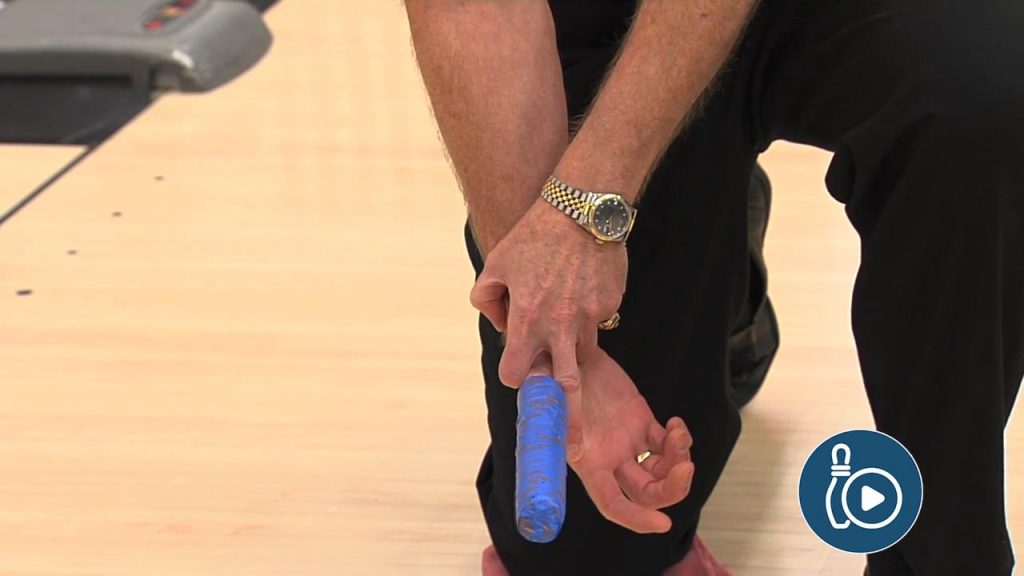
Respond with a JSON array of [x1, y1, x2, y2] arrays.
[[467, 1, 1024, 574]]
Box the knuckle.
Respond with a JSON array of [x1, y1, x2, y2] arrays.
[[680, 430, 694, 448], [468, 286, 486, 308], [581, 297, 603, 320], [557, 371, 580, 388], [600, 292, 622, 312]]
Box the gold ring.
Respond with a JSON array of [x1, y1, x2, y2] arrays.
[[635, 450, 652, 465], [598, 312, 621, 331]]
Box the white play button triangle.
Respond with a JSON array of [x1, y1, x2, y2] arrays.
[[861, 485, 886, 512]]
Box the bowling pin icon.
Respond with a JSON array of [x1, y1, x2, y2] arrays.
[[826, 443, 852, 529]]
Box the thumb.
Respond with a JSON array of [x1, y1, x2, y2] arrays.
[[469, 273, 509, 333]]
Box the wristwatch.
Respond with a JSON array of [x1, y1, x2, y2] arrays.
[[540, 176, 638, 243]]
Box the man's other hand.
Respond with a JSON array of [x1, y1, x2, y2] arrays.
[[470, 198, 627, 391]]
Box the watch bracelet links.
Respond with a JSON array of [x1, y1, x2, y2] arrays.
[[541, 176, 591, 227]]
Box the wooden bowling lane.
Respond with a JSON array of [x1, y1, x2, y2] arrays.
[[0, 1, 1019, 575], [1, 2, 488, 575], [0, 144, 85, 222]]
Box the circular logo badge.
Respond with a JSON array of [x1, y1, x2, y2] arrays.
[[798, 429, 923, 554]]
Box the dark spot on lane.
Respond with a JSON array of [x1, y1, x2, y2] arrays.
[[67, 250, 77, 255], [112, 211, 122, 217], [155, 176, 164, 182], [16, 289, 32, 296]]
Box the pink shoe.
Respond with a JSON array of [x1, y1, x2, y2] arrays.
[[662, 536, 733, 576], [482, 545, 510, 576]]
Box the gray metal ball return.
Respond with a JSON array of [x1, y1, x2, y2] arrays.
[[0, 0, 275, 224]]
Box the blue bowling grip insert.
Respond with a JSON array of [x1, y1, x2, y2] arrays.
[[515, 374, 567, 543]]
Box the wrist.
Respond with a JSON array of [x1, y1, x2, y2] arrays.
[[472, 197, 590, 258], [467, 178, 553, 256]]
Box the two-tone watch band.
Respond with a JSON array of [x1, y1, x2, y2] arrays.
[[541, 176, 591, 227]]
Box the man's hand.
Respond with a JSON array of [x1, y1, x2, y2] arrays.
[[470, 198, 627, 391], [564, 349, 694, 533]]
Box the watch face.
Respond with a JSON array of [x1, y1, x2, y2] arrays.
[[592, 196, 632, 239]]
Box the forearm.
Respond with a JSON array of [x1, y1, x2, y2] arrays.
[[556, 0, 758, 202], [406, 1, 567, 255]]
